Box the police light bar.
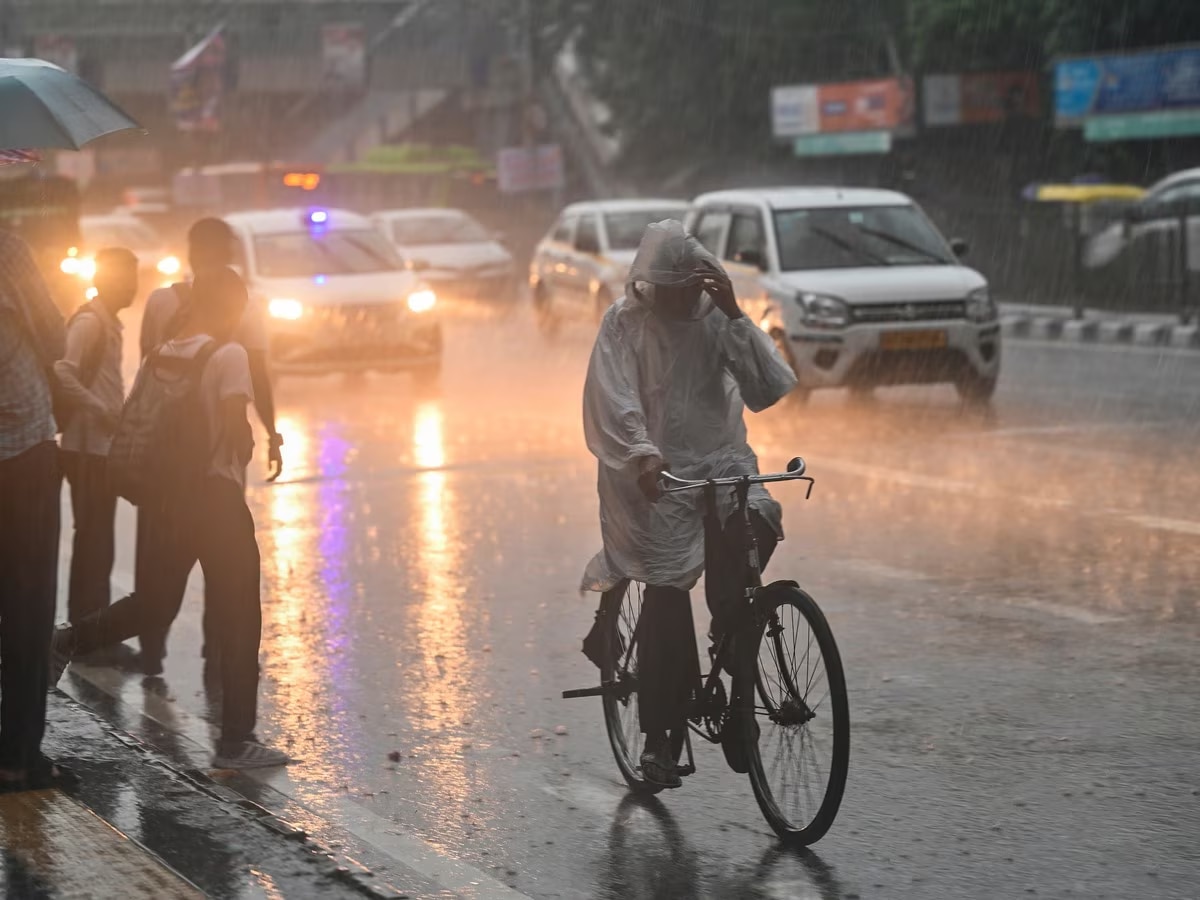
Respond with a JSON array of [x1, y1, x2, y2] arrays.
[[306, 209, 329, 227]]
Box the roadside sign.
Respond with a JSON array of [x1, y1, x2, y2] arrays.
[[793, 131, 892, 156], [497, 144, 564, 194], [772, 78, 912, 140], [1084, 109, 1200, 141]]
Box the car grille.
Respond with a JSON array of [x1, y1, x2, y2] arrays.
[[851, 300, 966, 324], [317, 304, 401, 328]]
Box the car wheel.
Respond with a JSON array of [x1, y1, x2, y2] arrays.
[[593, 287, 614, 323], [771, 330, 809, 405], [955, 371, 998, 406], [533, 282, 559, 337]]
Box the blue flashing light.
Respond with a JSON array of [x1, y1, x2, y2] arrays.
[[308, 209, 329, 226], [314, 274, 327, 285]]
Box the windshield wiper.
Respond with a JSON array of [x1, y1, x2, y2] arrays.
[[806, 225, 890, 266], [852, 224, 948, 264]]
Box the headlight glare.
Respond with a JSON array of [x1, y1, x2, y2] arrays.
[[157, 255, 182, 276], [965, 287, 997, 323], [407, 288, 437, 313], [268, 298, 305, 320], [798, 292, 850, 329]]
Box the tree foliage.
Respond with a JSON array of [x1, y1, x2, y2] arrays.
[[536, 0, 1200, 172]]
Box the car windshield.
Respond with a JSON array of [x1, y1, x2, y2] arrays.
[[254, 229, 402, 278], [83, 220, 161, 251], [390, 215, 490, 245], [773, 205, 954, 270], [605, 210, 688, 250]]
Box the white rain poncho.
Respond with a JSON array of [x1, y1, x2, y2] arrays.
[[581, 220, 798, 592]]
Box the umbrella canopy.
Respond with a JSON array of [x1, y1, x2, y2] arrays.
[[0, 58, 142, 151]]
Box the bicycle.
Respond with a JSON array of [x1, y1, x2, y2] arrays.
[[564, 457, 850, 846]]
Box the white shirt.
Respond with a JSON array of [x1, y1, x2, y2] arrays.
[[157, 335, 255, 490], [141, 283, 268, 357]]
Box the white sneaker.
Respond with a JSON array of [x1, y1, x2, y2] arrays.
[[212, 740, 291, 770]]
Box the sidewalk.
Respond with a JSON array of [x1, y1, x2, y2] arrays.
[[0, 691, 412, 899], [999, 302, 1200, 350]]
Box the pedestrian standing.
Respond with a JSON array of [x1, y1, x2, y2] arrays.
[[0, 227, 77, 790], [131, 217, 282, 676], [55, 248, 138, 628], [52, 266, 290, 770]]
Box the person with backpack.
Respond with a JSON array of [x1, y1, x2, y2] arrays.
[[52, 266, 290, 770], [54, 248, 138, 626], [132, 216, 281, 676], [0, 226, 76, 791]]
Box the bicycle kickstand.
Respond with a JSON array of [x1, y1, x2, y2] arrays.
[[677, 728, 697, 778]]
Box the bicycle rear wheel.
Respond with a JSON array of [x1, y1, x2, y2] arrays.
[[741, 585, 849, 845], [600, 580, 662, 795]]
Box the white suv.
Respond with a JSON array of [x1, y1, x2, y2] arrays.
[[688, 188, 1000, 403]]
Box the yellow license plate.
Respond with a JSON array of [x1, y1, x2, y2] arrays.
[[880, 329, 948, 350]]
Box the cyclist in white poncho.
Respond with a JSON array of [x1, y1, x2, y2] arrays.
[[581, 219, 797, 787]]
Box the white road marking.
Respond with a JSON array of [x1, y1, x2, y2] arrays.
[[1008, 598, 1124, 625], [1123, 514, 1200, 537]]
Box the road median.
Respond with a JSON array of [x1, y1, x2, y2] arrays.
[[1000, 303, 1199, 350]]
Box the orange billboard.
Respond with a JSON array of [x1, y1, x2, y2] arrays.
[[816, 78, 913, 133]]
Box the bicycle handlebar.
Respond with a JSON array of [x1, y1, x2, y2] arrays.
[[659, 456, 812, 494]]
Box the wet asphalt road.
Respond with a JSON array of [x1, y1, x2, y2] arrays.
[[59, 306, 1200, 899]]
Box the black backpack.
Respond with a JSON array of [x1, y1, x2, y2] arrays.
[[51, 302, 107, 434], [108, 340, 219, 507]]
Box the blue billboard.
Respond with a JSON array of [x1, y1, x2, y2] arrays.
[[1055, 46, 1200, 123]]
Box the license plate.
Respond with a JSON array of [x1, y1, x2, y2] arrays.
[[880, 329, 947, 351]]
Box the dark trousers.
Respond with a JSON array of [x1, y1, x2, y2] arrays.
[[0, 442, 60, 770], [60, 450, 117, 623], [72, 477, 262, 745], [638, 510, 778, 736]]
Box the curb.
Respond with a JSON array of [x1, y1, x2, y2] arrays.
[[999, 312, 1199, 350]]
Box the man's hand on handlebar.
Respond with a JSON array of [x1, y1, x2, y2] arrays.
[[637, 455, 666, 503]]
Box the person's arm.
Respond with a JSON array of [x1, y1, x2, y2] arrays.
[[246, 348, 282, 480], [222, 396, 254, 469], [582, 313, 664, 500], [703, 269, 798, 412], [53, 314, 114, 425]]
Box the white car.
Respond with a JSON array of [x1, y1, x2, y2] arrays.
[[372, 208, 517, 303], [224, 208, 441, 380], [529, 198, 690, 323], [1085, 167, 1200, 273], [688, 188, 1000, 403], [68, 213, 182, 292]]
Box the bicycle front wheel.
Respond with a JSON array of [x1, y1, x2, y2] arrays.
[[741, 585, 849, 845], [600, 580, 662, 795]]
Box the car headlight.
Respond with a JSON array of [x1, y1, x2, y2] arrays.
[[797, 292, 850, 329], [156, 255, 182, 277], [407, 287, 437, 313], [268, 298, 305, 321], [61, 255, 96, 280], [965, 287, 997, 323]]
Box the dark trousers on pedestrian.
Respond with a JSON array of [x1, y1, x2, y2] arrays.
[[71, 477, 262, 746], [0, 442, 60, 771], [60, 450, 116, 623], [638, 510, 778, 736]]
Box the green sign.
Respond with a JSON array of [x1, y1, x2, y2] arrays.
[[793, 131, 892, 157], [1084, 110, 1200, 142]]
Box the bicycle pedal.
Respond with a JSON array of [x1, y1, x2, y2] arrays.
[[676, 764, 696, 777]]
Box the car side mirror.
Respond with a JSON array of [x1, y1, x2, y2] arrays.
[[735, 248, 767, 271], [950, 238, 969, 258], [575, 234, 601, 255]]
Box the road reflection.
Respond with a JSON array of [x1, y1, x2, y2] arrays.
[[406, 399, 479, 847]]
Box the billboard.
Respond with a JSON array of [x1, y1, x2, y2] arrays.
[[772, 78, 912, 140], [170, 26, 227, 133], [497, 144, 564, 194], [1055, 46, 1200, 124], [923, 72, 1040, 126], [322, 24, 367, 90]]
